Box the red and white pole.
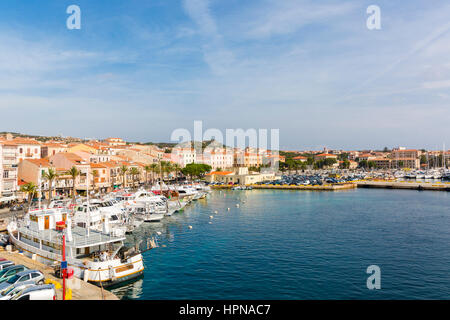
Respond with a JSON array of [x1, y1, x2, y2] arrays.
[[62, 233, 66, 300]]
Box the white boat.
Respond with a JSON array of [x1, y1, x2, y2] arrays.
[[126, 203, 165, 222], [73, 204, 126, 237], [7, 209, 144, 288]]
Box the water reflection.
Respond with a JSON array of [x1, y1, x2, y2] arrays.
[[110, 278, 144, 300]]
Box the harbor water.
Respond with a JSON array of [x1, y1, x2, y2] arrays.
[[111, 189, 450, 300]]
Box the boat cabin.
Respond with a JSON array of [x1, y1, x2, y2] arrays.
[[28, 209, 67, 231]]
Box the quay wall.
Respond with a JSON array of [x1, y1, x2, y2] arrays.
[[357, 180, 450, 191], [212, 183, 357, 191], [0, 247, 119, 300], [212, 180, 450, 192]]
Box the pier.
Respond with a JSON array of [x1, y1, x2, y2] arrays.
[[357, 180, 450, 191], [212, 183, 357, 191], [212, 181, 450, 192], [0, 246, 119, 300]]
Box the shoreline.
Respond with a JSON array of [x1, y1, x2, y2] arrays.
[[212, 180, 450, 192]]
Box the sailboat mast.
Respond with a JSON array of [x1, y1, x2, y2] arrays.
[[38, 165, 42, 210], [87, 168, 90, 237]]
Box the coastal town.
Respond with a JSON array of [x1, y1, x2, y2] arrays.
[[0, 132, 449, 203], [0, 131, 449, 300]]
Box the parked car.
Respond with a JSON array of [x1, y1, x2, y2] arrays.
[[0, 234, 9, 247], [0, 260, 14, 271], [0, 265, 28, 284], [0, 281, 37, 300], [0, 269, 44, 290], [11, 284, 56, 300]]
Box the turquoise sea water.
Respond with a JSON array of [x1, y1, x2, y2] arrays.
[[111, 189, 450, 300]]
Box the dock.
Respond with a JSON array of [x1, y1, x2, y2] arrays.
[[0, 247, 119, 300], [212, 180, 450, 192], [357, 180, 450, 191], [212, 183, 357, 191]]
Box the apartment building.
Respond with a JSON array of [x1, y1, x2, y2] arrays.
[[41, 142, 68, 158], [372, 158, 420, 169], [104, 137, 127, 146], [0, 140, 18, 197], [171, 147, 197, 167], [202, 148, 234, 170]]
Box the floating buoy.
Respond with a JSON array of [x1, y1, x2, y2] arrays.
[[209, 215, 213, 219], [156, 231, 162, 236], [188, 225, 193, 229], [227, 208, 230, 211], [214, 210, 218, 214], [209, 222, 212, 224], [236, 204, 240, 208]]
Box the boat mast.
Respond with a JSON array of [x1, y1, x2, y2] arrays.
[[38, 165, 42, 210], [86, 168, 90, 237]]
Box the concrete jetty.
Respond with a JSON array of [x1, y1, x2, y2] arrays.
[[212, 183, 357, 191], [357, 180, 450, 191], [0, 247, 119, 300]]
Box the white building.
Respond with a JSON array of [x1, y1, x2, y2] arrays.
[[202, 148, 234, 170], [0, 140, 19, 197], [171, 147, 197, 167]]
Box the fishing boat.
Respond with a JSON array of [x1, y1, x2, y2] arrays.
[[7, 209, 144, 287]]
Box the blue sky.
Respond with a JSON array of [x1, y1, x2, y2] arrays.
[[0, 0, 449, 150]]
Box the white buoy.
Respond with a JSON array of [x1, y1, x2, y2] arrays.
[[156, 231, 162, 236], [209, 222, 212, 224], [236, 204, 240, 208], [214, 210, 218, 214], [227, 208, 230, 211], [188, 225, 193, 229], [209, 215, 213, 219]]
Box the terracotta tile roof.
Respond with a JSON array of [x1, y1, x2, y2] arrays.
[[24, 158, 50, 167], [206, 171, 234, 176], [12, 138, 41, 145], [315, 153, 338, 157]]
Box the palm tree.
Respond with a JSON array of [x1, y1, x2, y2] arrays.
[[20, 182, 37, 211], [67, 166, 80, 203], [42, 168, 58, 205], [150, 163, 159, 185], [144, 165, 151, 186], [172, 163, 181, 183], [164, 162, 174, 181], [129, 167, 140, 189], [92, 170, 99, 193], [120, 165, 128, 189]]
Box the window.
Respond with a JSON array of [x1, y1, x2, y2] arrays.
[[19, 274, 31, 282], [17, 294, 30, 300]]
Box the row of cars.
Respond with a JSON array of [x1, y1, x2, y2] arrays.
[[256, 174, 365, 186], [0, 258, 56, 300]]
